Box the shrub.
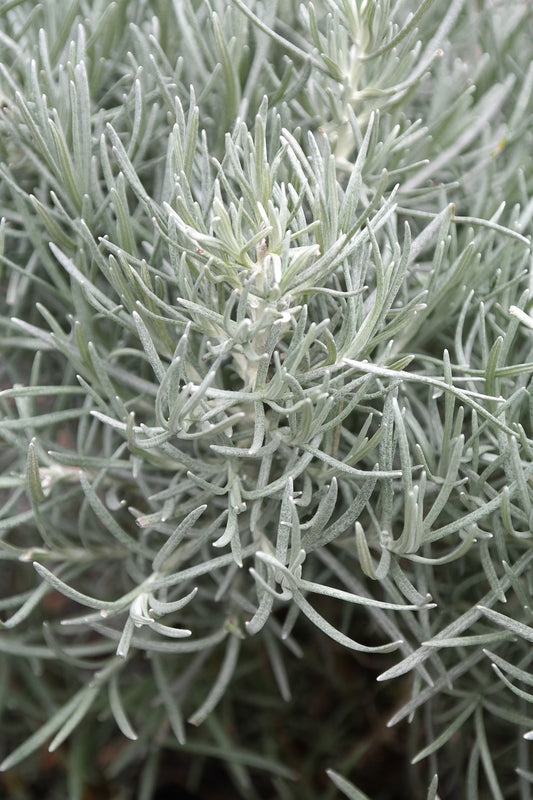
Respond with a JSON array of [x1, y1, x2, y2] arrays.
[[1, 1, 533, 798]]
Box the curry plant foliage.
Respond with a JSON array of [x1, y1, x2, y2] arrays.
[[1, 0, 533, 798]]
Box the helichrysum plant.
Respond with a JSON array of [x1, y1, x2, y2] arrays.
[[1, 1, 533, 798]]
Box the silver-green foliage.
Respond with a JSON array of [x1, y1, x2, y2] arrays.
[[1, 0, 533, 797]]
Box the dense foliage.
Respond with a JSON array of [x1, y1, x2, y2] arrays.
[[1, 1, 533, 798]]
